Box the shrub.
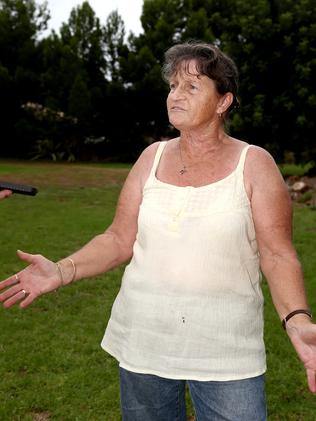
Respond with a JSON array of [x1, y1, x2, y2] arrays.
[[278, 162, 315, 177]]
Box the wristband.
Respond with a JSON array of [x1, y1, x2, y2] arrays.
[[282, 309, 312, 330]]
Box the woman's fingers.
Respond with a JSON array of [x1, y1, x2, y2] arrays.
[[17, 249, 35, 264], [0, 274, 20, 291], [20, 293, 36, 308], [0, 253, 57, 309], [306, 368, 316, 394], [0, 270, 39, 308], [0, 283, 22, 302], [2, 289, 28, 309]]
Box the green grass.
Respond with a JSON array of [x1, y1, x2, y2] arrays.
[[263, 207, 316, 420], [0, 160, 316, 420]]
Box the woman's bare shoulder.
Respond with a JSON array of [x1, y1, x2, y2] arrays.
[[247, 144, 276, 159], [137, 141, 160, 164], [131, 140, 171, 188], [246, 145, 280, 174], [244, 144, 286, 194], [136, 138, 178, 168]]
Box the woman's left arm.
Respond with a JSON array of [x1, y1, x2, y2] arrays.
[[245, 146, 316, 393]]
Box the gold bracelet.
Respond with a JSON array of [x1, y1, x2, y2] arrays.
[[56, 262, 65, 286], [56, 258, 76, 286], [67, 258, 76, 283]]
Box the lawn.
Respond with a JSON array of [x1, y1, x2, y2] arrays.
[[0, 160, 315, 420]]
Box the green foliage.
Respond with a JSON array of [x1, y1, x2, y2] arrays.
[[30, 138, 75, 162], [0, 0, 315, 161], [279, 161, 315, 177], [216, 0, 316, 161], [103, 10, 126, 82], [297, 190, 313, 203], [120, 0, 316, 160], [68, 74, 92, 119], [0, 0, 50, 156], [60, 1, 106, 82]]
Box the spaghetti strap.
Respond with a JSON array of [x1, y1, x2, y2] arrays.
[[236, 144, 252, 174], [149, 141, 168, 178]]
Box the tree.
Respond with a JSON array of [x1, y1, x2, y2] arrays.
[[34, 2, 109, 159], [60, 1, 106, 85], [0, 0, 50, 156], [126, 0, 316, 161], [103, 10, 126, 82], [205, 0, 316, 161], [1, 0, 314, 162]]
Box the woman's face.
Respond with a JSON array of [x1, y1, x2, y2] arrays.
[[166, 59, 223, 131]]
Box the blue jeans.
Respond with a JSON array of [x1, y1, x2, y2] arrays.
[[119, 367, 267, 421]]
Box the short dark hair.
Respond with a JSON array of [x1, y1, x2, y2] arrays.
[[162, 41, 239, 113]]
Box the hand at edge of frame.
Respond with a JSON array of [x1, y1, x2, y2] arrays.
[[0, 189, 13, 199], [287, 321, 316, 393]]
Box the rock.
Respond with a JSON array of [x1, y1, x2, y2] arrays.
[[291, 181, 309, 193], [290, 191, 299, 201], [286, 175, 300, 185]]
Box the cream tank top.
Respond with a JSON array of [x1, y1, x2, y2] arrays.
[[101, 141, 266, 381]]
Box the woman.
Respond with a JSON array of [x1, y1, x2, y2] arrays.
[[0, 41, 315, 420]]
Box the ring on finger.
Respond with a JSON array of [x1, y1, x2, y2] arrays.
[[15, 274, 19, 282], [21, 289, 27, 297]]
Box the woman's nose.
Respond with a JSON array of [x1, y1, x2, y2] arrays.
[[171, 85, 185, 100]]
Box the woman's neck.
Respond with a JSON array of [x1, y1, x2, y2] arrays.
[[179, 127, 229, 159]]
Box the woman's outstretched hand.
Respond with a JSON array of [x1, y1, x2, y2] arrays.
[[0, 250, 61, 308]]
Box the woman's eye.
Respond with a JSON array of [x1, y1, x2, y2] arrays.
[[169, 84, 176, 91], [190, 84, 198, 90]]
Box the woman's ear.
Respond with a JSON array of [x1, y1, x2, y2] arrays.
[[217, 92, 234, 114]]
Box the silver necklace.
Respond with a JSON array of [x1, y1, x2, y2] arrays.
[[178, 142, 187, 175], [178, 141, 206, 175]]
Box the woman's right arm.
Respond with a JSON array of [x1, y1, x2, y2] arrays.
[[0, 143, 159, 308]]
